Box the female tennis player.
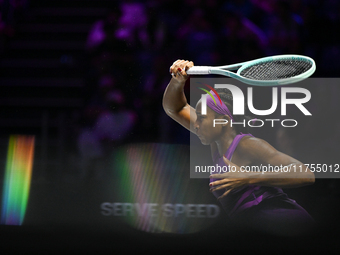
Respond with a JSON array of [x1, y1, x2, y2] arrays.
[[163, 59, 315, 235]]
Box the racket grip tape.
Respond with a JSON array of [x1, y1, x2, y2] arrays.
[[186, 66, 211, 75]]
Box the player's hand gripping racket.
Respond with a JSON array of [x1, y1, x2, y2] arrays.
[[185, 55, 316, 86]]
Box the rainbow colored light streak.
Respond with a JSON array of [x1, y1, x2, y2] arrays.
[[1, 135, 35, 225], [111, 143, 215, 233]]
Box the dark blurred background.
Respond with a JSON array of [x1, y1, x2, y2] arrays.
[[1, 0, 340, 253]]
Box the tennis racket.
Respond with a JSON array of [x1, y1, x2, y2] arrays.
[[185, 55, 316, 86]]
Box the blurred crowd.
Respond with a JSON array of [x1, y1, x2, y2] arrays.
[[80, 0, 340, 150], [2, 0, 340, 186]]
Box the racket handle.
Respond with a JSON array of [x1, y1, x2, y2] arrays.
[[186, 66, 211, 75]]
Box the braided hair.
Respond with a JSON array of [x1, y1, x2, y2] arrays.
[[214, 88, 253, 134]]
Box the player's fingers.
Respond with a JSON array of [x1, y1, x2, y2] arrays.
[[170, 60, 185, 75], [184, 61, 194, 71], [173, 60, 191, 70], [177, 67, 187, 77], [170, 60, 194, 77], [210, 181, 235, 192], [177, 60, 189, 73], [210, 184, 225, 192], [179, 60, 191, 70], [210, 178, 231, 187], [218, 189, 232, 200]]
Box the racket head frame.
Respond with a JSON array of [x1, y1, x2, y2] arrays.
[[206, 54, 316, 86], [236, 54, 316, 86]]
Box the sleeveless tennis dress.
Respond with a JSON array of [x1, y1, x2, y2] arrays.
[[211, 133, 314, 235]]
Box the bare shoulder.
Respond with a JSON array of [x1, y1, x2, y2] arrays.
[[237, 136, 278, 162]]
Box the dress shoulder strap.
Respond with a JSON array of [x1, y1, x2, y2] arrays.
[[225, 133, 253, 160]]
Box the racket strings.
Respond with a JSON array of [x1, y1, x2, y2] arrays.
[[240, 60, 312, 80]]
